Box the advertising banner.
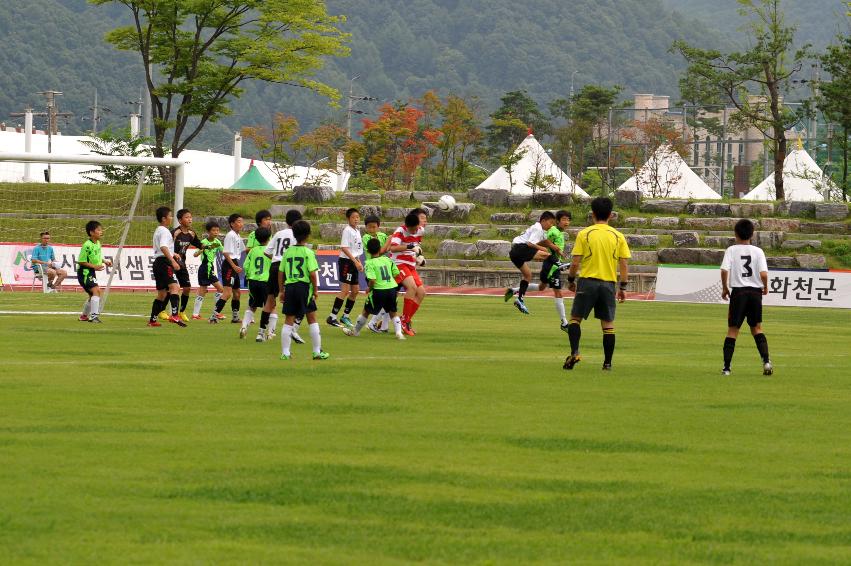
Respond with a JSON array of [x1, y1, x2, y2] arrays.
[[655, 265, 851, 309]]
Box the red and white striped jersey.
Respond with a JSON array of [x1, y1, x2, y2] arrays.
[[389, 225, 424, 267]]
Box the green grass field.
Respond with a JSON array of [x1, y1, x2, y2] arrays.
[[1, 292, 850, 564]]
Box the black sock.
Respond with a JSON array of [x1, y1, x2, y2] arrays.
[[331, 297, 344, 316], [603, 330, 615, 365], [214, 298, 227, 314], [567, 321, 581, 355], [259, 311, 270, 330], [180, 293, 189, 312], [232, 300, 240, 316], [723, 337, 736, 370], [344, 298, 356, 315], [150, 299, 163, 321], [518, 280, 529, 300], [169, 293, 179, 315], [753, 333, 769, 363]]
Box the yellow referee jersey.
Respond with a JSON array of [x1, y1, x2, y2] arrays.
[[571, 224, 631, 282]]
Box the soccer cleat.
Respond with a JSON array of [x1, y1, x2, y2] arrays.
[[560, 322, 570, 333], [563, 354, 581, 370], [557, 261, 572, 271], [340, 315, 354, 328], [147, 320, 162, 327], [514, 299, 530, 315], [88, 315, 103, 324], [255, 334, 265, 343], [78, 315, 89, 322], [503, 287, 514, 302], [721, 368, 731, 376], [191, 314, 202, 320], [269, 330, 277, 339], [215, 312, 226, 320], [401, 320, 416, 337], [239, 326, 247, 339], [291, 331, 305, 344], [326, 316, 343, 328], [342, 327, 357, 337], [231, 317, 241, 324], [209, 317, 219, 324], [602, 363, 612, 371], [168, 315, 187, 328], [367, 322, 381, 334], [312, 351, 330, 360], [158, 310, 169, 321], [763, 361, 773, 376], [396, 332, 406, 340], [179, 312, 190, 323], [280, 354, 291, 361]]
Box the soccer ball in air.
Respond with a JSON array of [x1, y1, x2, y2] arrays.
[[438, 194, 456, 211]]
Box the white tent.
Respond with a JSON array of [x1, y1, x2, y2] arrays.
[[475, 134, 589, 197], [0, 130, 350, 191], [742, 149, 829, 202], [618, 145, 721, 200]]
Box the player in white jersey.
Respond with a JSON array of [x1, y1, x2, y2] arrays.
[[148, 206, 186, 327], [327, 208, 364, 328], [505, 211, 562, 314], [258, 209, 304, 343], [210, 213, 245, 323], [720, 218, 772, 376]]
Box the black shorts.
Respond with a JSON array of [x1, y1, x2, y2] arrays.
[[198, 267, 218, 288], [77, 270, 98, 295], [365, 287, 398, 315], [248, 279, 269, 309], [266, 261, 281, 297], [728, 287, 763, 328], [152, 256, 177, 291], [509, 244, 537, 269], [282, 281, 317, 317], [220, 262, 241, 288], [570, 278, 617, 322], [174, 261, 191, 288], [338, 257, 358, 285], [539, 257, 562, 289]]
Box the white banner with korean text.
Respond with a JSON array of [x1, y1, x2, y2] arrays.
[[655, 265, 851, 309]]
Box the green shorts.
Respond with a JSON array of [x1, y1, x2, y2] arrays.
[[570, 278, 617, 322]]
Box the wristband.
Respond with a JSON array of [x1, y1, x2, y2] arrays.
[[567, 275, 576, 283], [619, 281, 628, 290]]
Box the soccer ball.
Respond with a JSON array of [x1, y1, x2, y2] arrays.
[[438, 194, 456, 211]]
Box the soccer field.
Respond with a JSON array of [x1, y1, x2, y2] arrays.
[[1, 292, 850, 564]]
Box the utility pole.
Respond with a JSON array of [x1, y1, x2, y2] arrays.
[[345, 75, 377, 139], [143, 63, 152, 138], [35, 91, 73, 182]]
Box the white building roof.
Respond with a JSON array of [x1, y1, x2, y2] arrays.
[[618, 144, 721, 200], [742, 149, 830, 202]]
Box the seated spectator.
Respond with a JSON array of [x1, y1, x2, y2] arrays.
[[31, 231, 67, 291]]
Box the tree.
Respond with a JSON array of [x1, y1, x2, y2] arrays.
[[486, 91, 549, 156], [617, 118, 691, 198], [294, 123, 348, 186], [242, 113, 301, 190], [78, 128, 163, 185], [91, 0, 349, 191], [436, 95, 483, 191], [818, 33, 851, 200], [673, 0, 809, 200]]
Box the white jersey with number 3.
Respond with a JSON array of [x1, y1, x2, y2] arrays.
[[721, 244, 768, 289]]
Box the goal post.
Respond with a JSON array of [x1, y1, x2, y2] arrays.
[[0, 151, 186, 308]]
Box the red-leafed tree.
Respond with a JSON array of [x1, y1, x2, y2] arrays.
[[360, 103, 442, 191]]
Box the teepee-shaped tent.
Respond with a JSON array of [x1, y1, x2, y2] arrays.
[[618, 145, 721, 200], [475, 134, 589, 197], [230, 161, 278, 190], [742, 149, 830, 202]]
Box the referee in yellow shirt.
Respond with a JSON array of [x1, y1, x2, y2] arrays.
[[564, 197, 631, 371]]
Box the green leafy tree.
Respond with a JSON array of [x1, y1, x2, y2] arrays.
[[91, 0, 349, 191], [241, 113, 301, 189], [486, 91, 549, 156], [78, 128, 163, 185], [436, 95, 483, 191], [818, 33, 851, 200], [673, 0, 809, 200]]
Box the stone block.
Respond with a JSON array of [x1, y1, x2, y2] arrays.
[[815, 203, 849, 221], [767, 256, 798, 269], [672, 231, 699, 247], [292, 185, 335, 203], [758, 218, 800, 232], [796, 254, 828, 269], [630, 250, 658, 264], [650, 216, 680, 228], [438, 240, 476, 258], [490, 212, 527, 223], [473, 240, 512, 258], [528, 209, 557, 222], [699, 249, 726, 264], [586, 211, 619, 224], [342, 192, 381, 204], [508, 194, 533, 207], [781, 239, 822, 250], [422, 202, 474, 221], [428, 224, 479, 238], [683, 217, 743, 231], [751, 231, 783, 249], [497, 227, 520, 237], [704, 236, 735, 247], [626, 234, 659, 247], [730, 202, 774, 217], [319, 223, 345, 240], [625, 217, 647, 226], [640, 199, 689, 213], [359, 205, 382, 219], [382, 190, 416, 202], [269, 204, 306, 218], [413, 191, 449, 202], [658, 247, 724, 265], [615, 189, 642, 209], [687, 202, 732, 216], [800, 222, 847, 234], [206, 216, 229, 230], [313, 206, 348, 217], [467, 188, 509, 207], [384, 207, 409, 220], [778, 201, 816, 217], [531, 192, 573, 206]]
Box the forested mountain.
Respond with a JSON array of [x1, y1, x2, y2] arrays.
[[0, 0, 835, 154]]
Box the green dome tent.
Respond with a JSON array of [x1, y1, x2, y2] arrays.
[[230, 161, 277, 190]]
